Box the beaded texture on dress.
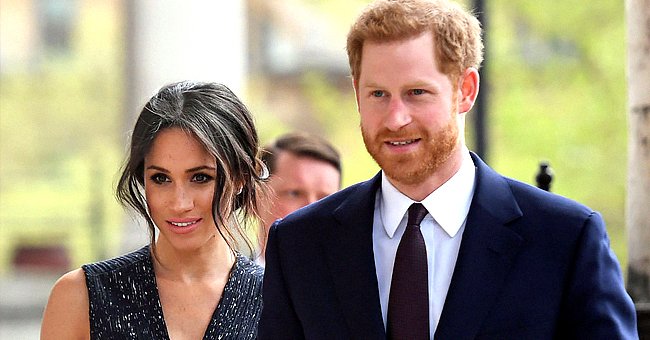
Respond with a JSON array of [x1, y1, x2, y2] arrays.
[[83, 245, 263, 340]]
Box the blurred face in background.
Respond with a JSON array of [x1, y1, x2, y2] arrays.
[[260, 151, 340, 232]]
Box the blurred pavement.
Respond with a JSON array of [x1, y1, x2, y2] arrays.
[[0, 272, 58, 339]]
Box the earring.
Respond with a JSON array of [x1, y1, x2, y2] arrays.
[[260, 164, 270, 180]]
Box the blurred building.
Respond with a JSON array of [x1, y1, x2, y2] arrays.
[[0, 0, 352, 274], [1, 0, 79, 72], [2, 5, 352, 333]]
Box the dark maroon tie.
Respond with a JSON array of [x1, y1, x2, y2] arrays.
[[387, 203, 430, 340]]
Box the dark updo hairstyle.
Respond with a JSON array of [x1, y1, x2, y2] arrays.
[[116, 81, 267, 255]]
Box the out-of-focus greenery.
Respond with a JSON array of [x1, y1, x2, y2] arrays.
[[0, 2, 125, 273], [253, 0, 629, 270], [0, 0, 628, 274], [487, 0, 628, 268]]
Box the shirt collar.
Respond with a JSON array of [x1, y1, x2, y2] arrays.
[[380, 148, 476, 238]]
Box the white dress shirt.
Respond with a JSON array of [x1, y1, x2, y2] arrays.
[[372, 149, 476, 338]]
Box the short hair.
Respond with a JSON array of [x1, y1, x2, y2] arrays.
[[261, 132, 342, 179], [346, 0, 484, 85], [116, 81, 267, 254]]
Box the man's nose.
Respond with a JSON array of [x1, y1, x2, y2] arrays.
[[385, 97, 412, 131]]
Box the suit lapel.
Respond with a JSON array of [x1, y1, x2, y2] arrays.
[[321, 155, 525, 339], [435, 153, 525, 340], [323, 173, 386, 339]]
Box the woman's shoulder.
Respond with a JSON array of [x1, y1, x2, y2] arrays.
[[82, 245, 151, 277], [51, 268, 88, 295], [41, 268, 90, 339], [45, 268, 88, 314], [233, 253, 264, 283]]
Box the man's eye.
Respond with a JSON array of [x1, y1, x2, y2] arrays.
[[192, 173, 214, 183], [371, 90, 385, 97], [410, 89, 425, 95], [284, 190, 301, 198], [150, 173, 169, 184]]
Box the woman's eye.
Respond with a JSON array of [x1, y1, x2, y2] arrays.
[[150, 173, 169, 184], [192, 173, 214, 183]]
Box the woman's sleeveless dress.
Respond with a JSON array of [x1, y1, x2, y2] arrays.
[[82, 245, 263, 339]]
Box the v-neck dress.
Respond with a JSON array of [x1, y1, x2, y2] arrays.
[[82, 245, 263, 339]]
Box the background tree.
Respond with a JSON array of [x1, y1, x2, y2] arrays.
[[297, 0, 632, 264]]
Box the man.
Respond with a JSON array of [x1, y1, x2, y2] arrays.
[[259, 0, 637, 339], [257, 132, 341, 265]]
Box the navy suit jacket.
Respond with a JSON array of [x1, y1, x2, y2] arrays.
[[259, 153, 638, 339]]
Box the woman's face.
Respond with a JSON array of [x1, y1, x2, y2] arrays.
[[144, 127, 219, 251]]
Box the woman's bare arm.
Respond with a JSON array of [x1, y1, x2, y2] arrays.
[[40, 268, 90, 340]]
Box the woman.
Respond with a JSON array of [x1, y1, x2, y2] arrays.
[[41, 81, 267, 339]]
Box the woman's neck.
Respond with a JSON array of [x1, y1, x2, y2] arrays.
[[152, 235, 235, 283]]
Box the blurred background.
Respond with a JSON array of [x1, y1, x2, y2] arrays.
[[0, 0, 628, 337]]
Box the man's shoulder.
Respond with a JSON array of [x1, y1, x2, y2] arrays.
[[502, 176, 595, 219], [483, 175, 605, 244], [471, 152, 595, 223], [82, 245, 151, 277]]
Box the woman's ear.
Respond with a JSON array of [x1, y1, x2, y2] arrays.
[[457, 67, 480, 114]]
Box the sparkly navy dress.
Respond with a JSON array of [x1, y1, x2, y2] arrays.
[[82, 245, 263, 339]]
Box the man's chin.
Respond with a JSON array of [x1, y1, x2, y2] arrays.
[[373, 148, 455, 186], [383, 166, 433, 186], [374, 157, 427, 184]]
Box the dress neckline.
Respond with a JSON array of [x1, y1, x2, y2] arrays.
[[145, 245, 243, 339]]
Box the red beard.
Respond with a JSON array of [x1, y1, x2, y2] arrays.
[[362, 112, 459, 186]]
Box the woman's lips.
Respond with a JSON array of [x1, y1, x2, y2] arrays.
[[167, 218, 202, 234]]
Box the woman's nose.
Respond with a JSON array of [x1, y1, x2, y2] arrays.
[[170, 185, 194, 212]]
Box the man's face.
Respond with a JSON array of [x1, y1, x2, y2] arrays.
[[261, 151, 340, 232], [355, 31, 463, 189]]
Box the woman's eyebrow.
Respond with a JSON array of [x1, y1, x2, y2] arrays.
[[186, 165, 216, 173]]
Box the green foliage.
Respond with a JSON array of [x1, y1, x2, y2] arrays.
[[0, 3, 125, 273], [308, 0, 370, 28], [293, 0, 629, 268], [249, 71, 379, 187], [0, 151, 124, 272], [0, 0, 629, 274], [247, 75, 294, 147], [487, 0, 628, 266], [300, 72, 379, 185]]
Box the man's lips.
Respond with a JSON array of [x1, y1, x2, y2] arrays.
[[385, 138, 420, 146]]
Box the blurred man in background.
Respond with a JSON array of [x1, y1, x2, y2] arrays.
[[257, 132, 342, 266]]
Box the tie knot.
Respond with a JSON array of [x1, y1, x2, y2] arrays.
[[407, 203, 428, 227]]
